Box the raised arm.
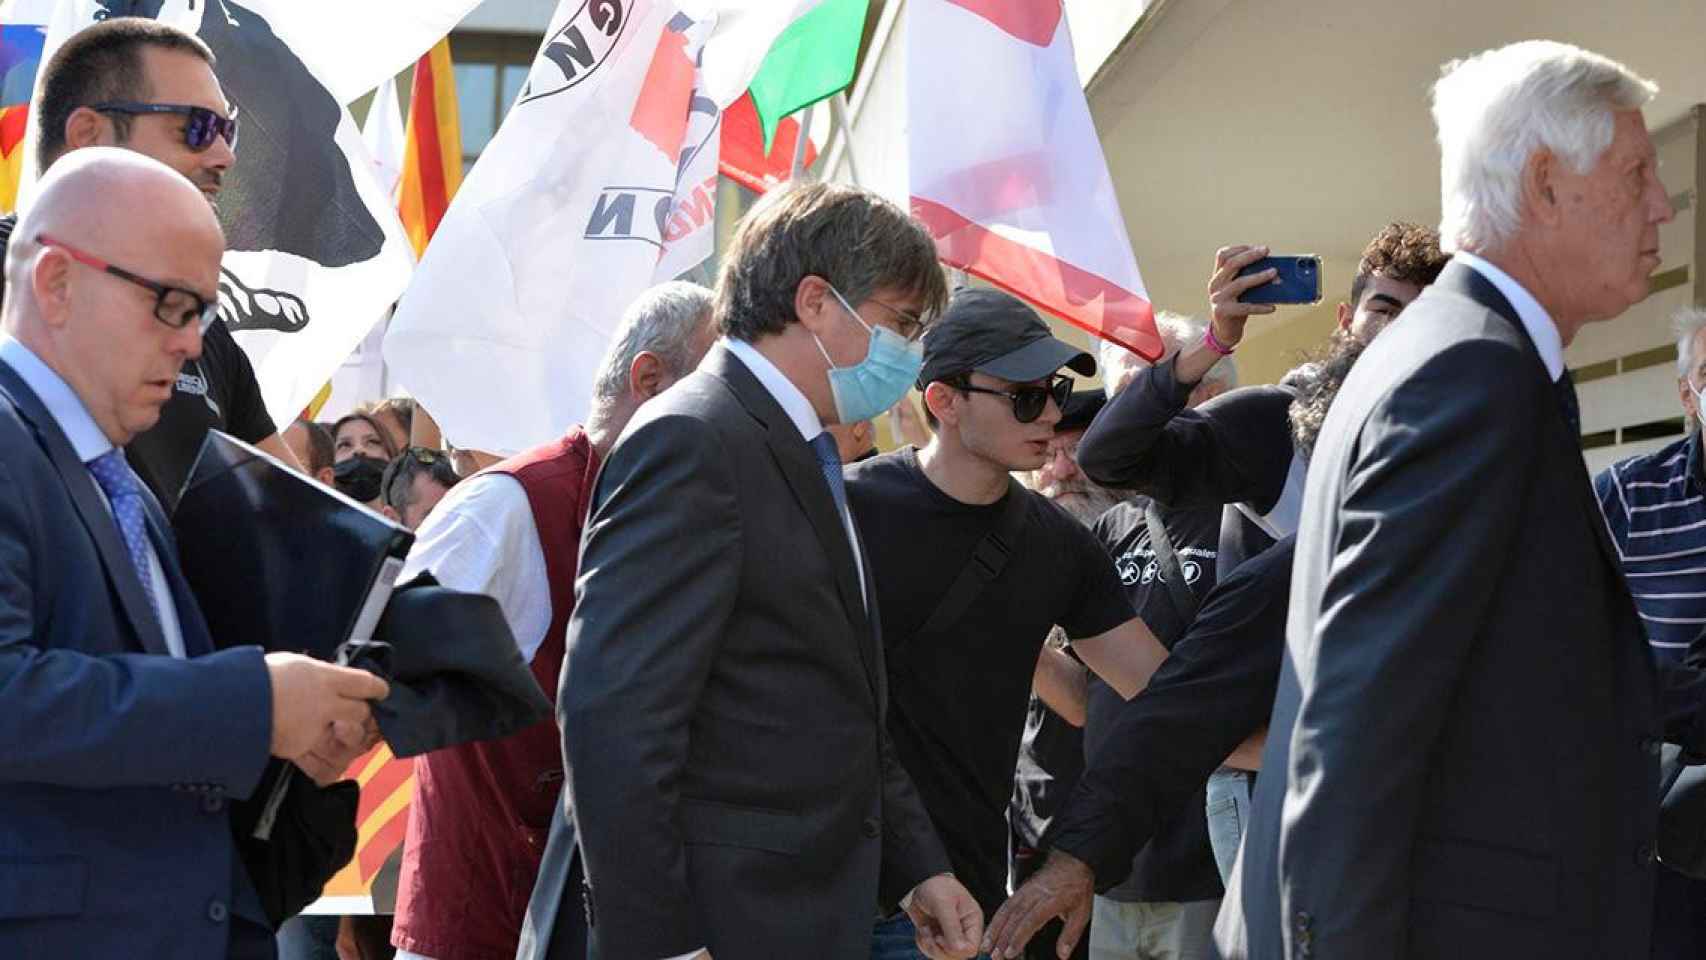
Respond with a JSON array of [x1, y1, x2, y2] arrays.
[[1077, 244, 1293, 510]]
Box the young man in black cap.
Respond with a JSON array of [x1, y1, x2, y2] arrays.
[[846, 288, 1170, 959]]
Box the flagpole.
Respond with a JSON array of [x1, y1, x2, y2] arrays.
[[830, 92, 862, 187], [791, 104, 816, 180]]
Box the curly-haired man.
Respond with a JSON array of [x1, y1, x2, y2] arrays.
[[1336, 221, 1456, 342]]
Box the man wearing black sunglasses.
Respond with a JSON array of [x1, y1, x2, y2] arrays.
[[845, 288, 1173, 957], [1, 17, 297, 510]]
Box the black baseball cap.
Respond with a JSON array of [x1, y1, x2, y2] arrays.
[[917, 288, 1096, 389]]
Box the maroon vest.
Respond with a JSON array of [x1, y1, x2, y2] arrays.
[[392, 429, 599, 960]]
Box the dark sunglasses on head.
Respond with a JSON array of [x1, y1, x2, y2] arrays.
[[37, 233, 221, 334], [91, 101, 239, 152], [953, 374, 1073, 424], [384, 447, 457, 509]]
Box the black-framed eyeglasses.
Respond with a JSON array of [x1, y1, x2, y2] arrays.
[[90, 101, 239, 152], [38, 233, 220, 334], [952, 374, 1073, 423]]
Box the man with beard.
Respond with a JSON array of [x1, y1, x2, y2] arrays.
[[846, 288, 1173, 959], [10, 17, 302, 508], [980, 325, 1371, 960]]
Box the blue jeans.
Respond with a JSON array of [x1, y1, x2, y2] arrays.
[[1204, 768, 1255, 887], [276, 915, 340, 960], [872, 913, 992, 960]]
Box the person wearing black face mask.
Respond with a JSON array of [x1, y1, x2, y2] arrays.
[[329, 411, 397, 509]]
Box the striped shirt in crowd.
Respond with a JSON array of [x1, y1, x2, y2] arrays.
[[1596, 432, 1706, 664]]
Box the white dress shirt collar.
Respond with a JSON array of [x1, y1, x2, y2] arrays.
[[0, 335, 185, 657], [0, 335, 115, 461], [721, 336, 826, 442], [1453, 250, 1565, 381]]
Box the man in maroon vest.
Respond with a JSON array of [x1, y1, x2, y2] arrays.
[[389, 281, 717, 960]]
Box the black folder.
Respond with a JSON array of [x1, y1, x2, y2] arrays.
[[175, 430, 413, 659]]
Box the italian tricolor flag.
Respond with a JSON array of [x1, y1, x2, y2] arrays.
[[713, 0, 866, 191]]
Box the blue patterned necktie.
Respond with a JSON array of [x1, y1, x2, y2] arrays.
[[86, 449, 162, 629], [809, 432, 850, 520]]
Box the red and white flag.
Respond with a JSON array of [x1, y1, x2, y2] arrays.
[[907, 0, 1160, 360]]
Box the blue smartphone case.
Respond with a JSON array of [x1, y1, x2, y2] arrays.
[[1237, 255, 1322, 305]]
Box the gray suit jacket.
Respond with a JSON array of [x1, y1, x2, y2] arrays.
[[1214, 262, 1660, 959], [556, 343, 950, 960]]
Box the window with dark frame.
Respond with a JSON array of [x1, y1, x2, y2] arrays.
[[447, 33, 538, 174]]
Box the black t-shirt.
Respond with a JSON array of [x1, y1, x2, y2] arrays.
[[1086, 498, 1225, 902], [127, 320, 276, 510], [846, 447, 1135, 917], [1010, 686, 1085, 851], [1048, 538, 1295, 888]]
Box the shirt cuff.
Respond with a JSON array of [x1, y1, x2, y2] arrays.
[[662, 951, 709, 960]]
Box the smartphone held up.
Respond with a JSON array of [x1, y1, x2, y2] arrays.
[[1236, 255, 1322, 305]]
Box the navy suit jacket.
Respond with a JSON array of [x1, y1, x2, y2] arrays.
[[1213, 262, 1659, 959], [0, 361, 276, 958]]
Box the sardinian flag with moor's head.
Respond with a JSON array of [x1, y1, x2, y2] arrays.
[[28, 0, 482, 426]]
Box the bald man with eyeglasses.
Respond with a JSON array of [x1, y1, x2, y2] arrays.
[[2, 16, 298, 510], [0, 146, 389, 960]]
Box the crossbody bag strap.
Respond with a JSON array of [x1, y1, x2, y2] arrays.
[[917, 479, 1030, 637]]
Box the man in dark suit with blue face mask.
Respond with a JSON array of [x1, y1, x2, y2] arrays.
[[559, 182, 983, 960]]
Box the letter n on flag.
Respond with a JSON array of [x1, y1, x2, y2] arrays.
[[906, 0, 1160, 361]]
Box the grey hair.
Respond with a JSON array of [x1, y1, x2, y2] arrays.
[[1432, 40, 1657, 255], [591, 281, 713, 403], [1675, 307, 1706, 380], [1098, 310, 1237, 399]]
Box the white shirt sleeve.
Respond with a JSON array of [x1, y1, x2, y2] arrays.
[[397, 473, 554, 663]]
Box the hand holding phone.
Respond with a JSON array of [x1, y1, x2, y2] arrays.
[[1236, 255, 1322, 305], [1205, 245, 1279, 353]]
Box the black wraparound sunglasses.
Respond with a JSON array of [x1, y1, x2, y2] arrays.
[[91, 101, 238, 152], [953, 374, 1073, 424]]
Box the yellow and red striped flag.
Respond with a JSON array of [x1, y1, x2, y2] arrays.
[[397, 38, 464, 258]]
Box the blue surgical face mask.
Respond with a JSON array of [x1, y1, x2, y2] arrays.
[[812, 286, 924, 424]]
